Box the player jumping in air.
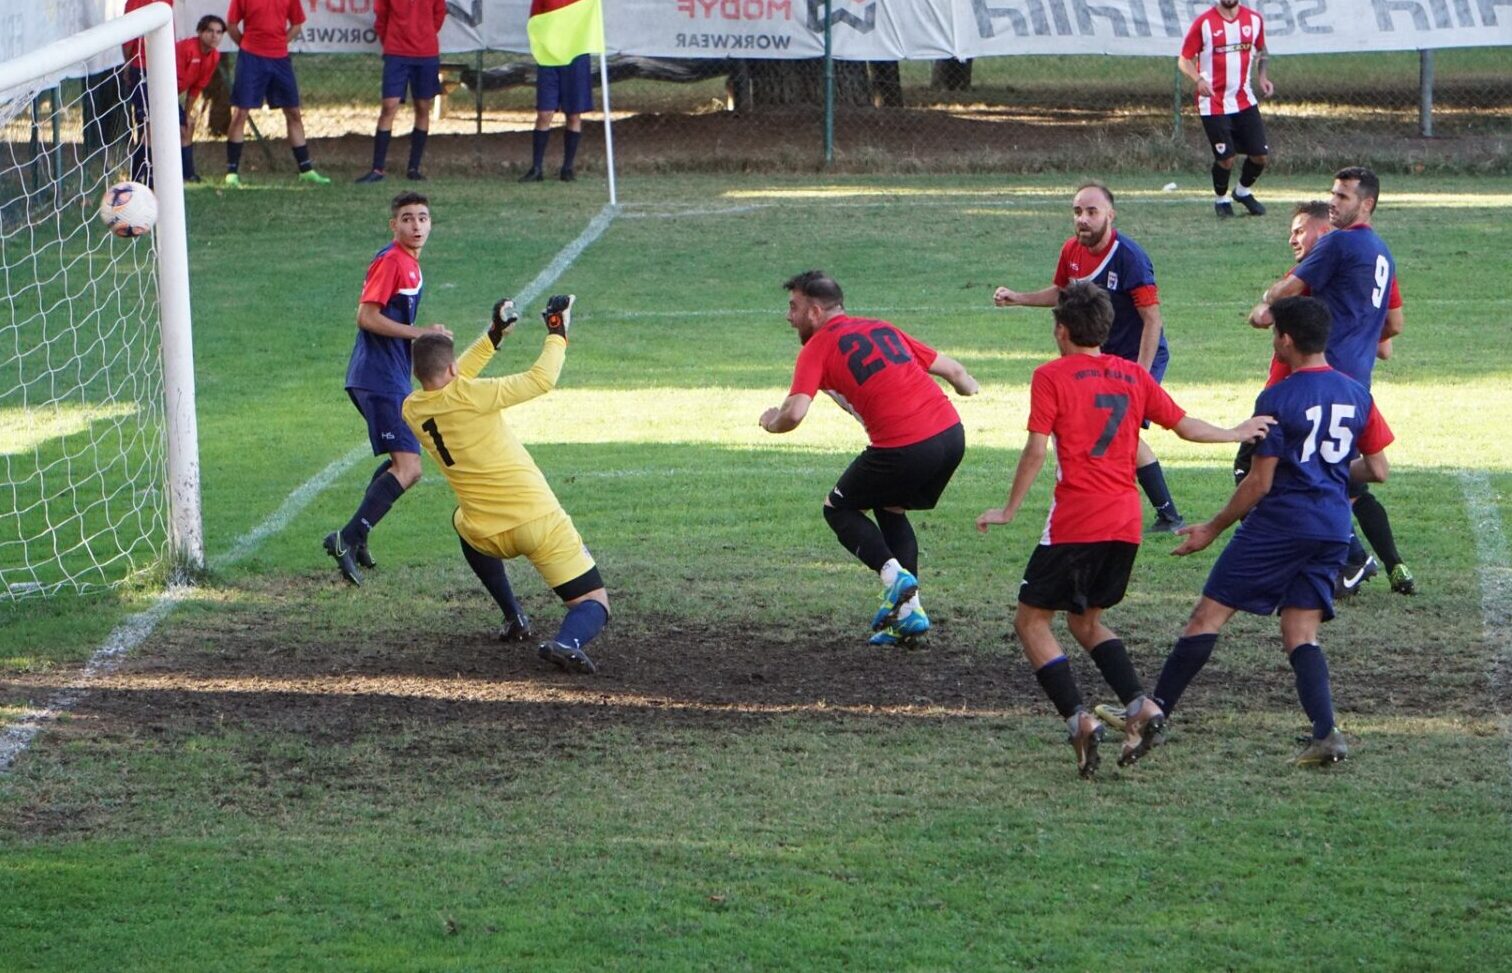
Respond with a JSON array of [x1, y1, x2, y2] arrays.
[[404, 296, 608, 675], [761, 270, 979, 647], [976, 283, 1273, 778], [1180, 0, 1273, 218], [325, 192, 450, 586], [1116, 296, 1392, 767], [994, 182, 1187, 533]]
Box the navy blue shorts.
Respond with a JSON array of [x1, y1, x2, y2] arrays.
[[1203, 526, 1349, 622], [347, 388, 420, 456], [535, 55, 593, 114], [231, 51, 301, 109], [382, 55, 442, 101]]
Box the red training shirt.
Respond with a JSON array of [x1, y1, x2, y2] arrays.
[[228, 0, 305, 59], [1181, 4, 1266, 117], [788, 315, 960, 449], [121, 0, 173, 69], [1265, 276, 1402, 388], [176, 37, 221, 100], [377, 0, 448, 58], [1028, 353, 1186, 545]]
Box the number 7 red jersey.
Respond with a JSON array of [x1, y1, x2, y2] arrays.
[[1028, 354, 1186, 544]]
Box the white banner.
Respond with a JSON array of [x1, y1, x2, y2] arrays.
[[0, 0, 117, 69], [164, 0, 1512, 59]]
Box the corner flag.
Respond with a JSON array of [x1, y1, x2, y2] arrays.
[[527, 0, 605, 67]]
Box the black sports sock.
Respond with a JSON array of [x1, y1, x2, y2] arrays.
[[1089, 639, 1143, 706], [459, 536, 523, 619], [1352, 491, 1402, 569], [1212, 161, 1231, 197], [822, 505, 892, 573], [180, 144, 195, 179], [1136, 461, 1178, 517], [1289, 643, 1336, 740], [342, 471, 405, 546], [408, 129, 428, 172], [226, 139, 243, 173], [1034, 656, 1084, 720], [530, 128, 549, 170], [1239, 157, 1265, 188], [874, 509, 918, 577], [372, 128, 392, 171], [292, 143, 313, 173], [370, 459, 393, 484], [562, 129, 581, 171], [1152, 633, 1218, 717]]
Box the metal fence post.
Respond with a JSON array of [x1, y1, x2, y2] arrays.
[[1172, 58, 1182, 140], [475, 49, 484, 136], [823, 0, 834, 167], [1419, 49, 1434, 138]]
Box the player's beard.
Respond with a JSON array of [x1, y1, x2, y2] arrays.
[[1219, 0, 1239, 7], [1076, 222, 1110, 249]]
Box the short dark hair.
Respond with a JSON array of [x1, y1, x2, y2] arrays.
[[412, 332, 455, 383], [1292, 199, 1330, 221], [196, 14, 227, 31], [1271, 296, 1332, 354], [391, 191, 429, 216], [783, 269, 844, 309], [1054, 281, 1113, 347], [1334, 166, 1380, 206], [1075, 180, 1114, 208]]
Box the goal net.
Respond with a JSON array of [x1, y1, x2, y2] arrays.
[[0, 4, 201, 600]]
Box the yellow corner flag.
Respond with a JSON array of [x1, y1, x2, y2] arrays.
[[528, 0, 605, 67]]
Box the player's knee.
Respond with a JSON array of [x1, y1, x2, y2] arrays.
[[1249, 154, 1268, 166], [1216, 156, 1236, 169]]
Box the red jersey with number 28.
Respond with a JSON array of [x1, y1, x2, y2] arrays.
[[1029, 353, 1186, 545], [789, 315, 960, 449]]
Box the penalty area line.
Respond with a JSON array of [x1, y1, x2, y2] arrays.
[[0, 203, 619, 776], [1459, 471, 1512, 776]]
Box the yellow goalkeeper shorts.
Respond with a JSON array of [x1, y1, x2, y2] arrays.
[[455, 506, 596, 591]]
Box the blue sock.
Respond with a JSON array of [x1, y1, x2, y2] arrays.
[[1289, 643, 1336, 740], [292, 143, 313, 172], [531, 128, 549, 169], [458, 537, 522, 620], [1033, 656, 1084, 720], [562, 129, 581, 171], [369, 459, 393, 484], [1136, 461, 1178, 517], [342, 471, 405, 545], [407, 129, 428, 172], [372, 128, 391, 171], [1152, 633, 1218, 717], [181, 144, 195, 179], [226, 139, 243, 173], [1348, 532, 1368, 564], [554, 600, 608, 651]]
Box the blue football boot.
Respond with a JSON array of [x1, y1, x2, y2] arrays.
[[870, 568, 920, 631], [868, 607, 930, 646]]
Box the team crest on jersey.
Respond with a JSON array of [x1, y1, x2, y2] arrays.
[[1242, 25, 1252, 37], [1215, 142, 1227, 154], [1106, 271, 1119, 290]]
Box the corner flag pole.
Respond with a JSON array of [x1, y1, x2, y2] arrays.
[[598, 51, 616, 205]]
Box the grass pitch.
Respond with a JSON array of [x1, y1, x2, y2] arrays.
[[2, 173, 1511, 970]]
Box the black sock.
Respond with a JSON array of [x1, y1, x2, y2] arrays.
[[370, 459, 393, 484], [562, 129, 581, 171], [1233, 439, 1256, 488], [459, 536, 523, 619], [1136, 461, 1178, 518], [408, 129, 428, 172], [1089, 639, 1143, 706], [180, 144, 195, 179], [1034, 656, 1084, 720], [531, 128, 549, 169], [372, 128, 392, 171], [1289, 643, 1335, 740], [1212, 161, 1231, 197], [1352, 491, 1402, 569], [1240, 157, 1265, 188], [822, 505, 891, 573], [226, 139, 243, 173], [1152, 633, 1218, 717], [342, 471, 405, 546], [874, 509, 917, 577], [292, 143, 313, 173]]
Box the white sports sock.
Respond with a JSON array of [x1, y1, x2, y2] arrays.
[[897, 593, 921, 619], [880, 558, 901, 587], [1217, 193, 1233, 204], [1233, 184, 1253, 198]]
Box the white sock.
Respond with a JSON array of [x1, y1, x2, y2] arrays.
[[1217, 193, 1233, 204], [880, 558, 901, 587], [1233, 184, 1252, 198], [897, 593, 921, 619]]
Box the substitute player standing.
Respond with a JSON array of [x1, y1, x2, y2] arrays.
[[994, 182, 1187, 533], [761, 270, 980, 646], [224, 0, 331, 186], [324, 192, 450, 586], [355, 0, 448, 184], [404, 296, 608, 675], [176, 15, 226, 184], [1179, 0, 1273, 218], [976, 283, 1272, 778], [1132, 297, 1392, 767]]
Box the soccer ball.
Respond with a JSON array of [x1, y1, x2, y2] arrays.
[[98, 181, 158, 238]]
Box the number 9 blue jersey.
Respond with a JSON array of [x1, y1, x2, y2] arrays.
[[1290, 225, 1395, 389]]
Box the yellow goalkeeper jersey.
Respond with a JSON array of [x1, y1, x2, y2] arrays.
[[402, 332, 568, 536]]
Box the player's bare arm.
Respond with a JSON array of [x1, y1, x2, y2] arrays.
[[227, 21, 243, 46], [286, 24, 300, 43], [1247, 302, 1274, 329], [1178, 56, 1214, 98], [760, 393, 812, 434], [1136, 304, 1163, 372], [1172, 414, 1276, 444], [993, 285, 1059, 308], [1381, 305, 1403, 340], [927, 355, 979, 396], [1350, 450, 1390, 485], [1256, 46, 1274, 98], [1261, 272, 1307, 307], [1172, 455, 1276, 555], [976, 432, 1048, 532], [356, 302, 451, 340]]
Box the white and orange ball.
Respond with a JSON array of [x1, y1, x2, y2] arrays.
[[98, 180, 158, 238]]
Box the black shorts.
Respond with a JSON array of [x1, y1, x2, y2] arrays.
[[1201, 105, 1269, 161], [829, 422, 965, 511], [1018, 541, 1139, 614]]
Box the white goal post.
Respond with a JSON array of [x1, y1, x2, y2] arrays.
[[0, 3, 202, 596]]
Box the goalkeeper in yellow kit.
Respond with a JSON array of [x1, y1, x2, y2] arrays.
[[402, 295, 607, 675]]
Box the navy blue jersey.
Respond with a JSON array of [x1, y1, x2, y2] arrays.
[[1242, 366, 1394, 542], [345, 242, 423, 398], [1054, 230, 1168, 367], [1290, 224, 1395, 388]]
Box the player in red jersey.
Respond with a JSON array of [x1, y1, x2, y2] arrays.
[[761, 271, 980, 646], [175, 16, 226, 184], [121, 0, 173, 185], [224, 0, 331, 187], [355, 0, 448, 184], [1179, 0, 1273, 219], [976, 283, 1273, 778]]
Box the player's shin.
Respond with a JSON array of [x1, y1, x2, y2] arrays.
[[1151, 633, 1218, 717], [342, 470, 406, 547], [458, 537, 523, 621], [875, 509, 918, 577], [1288, 643, 1336, 740], [1089, 639, 1144, 706], [822, 505, 892, 572], [555, 599, 608, 650]]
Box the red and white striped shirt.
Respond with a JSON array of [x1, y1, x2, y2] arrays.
[[1181, 4, 1266, 117]]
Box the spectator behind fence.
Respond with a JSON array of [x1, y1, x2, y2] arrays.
[[223, 0, 331, 187], [520, 53, 591, 183], [356, 0, 448, 184]]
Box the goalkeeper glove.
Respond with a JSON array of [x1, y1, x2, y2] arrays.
[[543, 294, 574, 341], [489, 298, 519, 348]]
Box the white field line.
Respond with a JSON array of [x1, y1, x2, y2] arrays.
[[0, 203, 619, 775], [1459, 471, 1512, 773], [593, 298, 1496, 320]]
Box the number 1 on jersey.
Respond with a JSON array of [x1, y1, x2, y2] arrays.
[[421, 417, 455, 466]]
